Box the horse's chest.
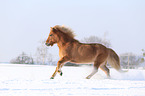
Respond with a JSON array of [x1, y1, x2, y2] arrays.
[[59, 49, 67, 58], [58, 45, 73, 58]]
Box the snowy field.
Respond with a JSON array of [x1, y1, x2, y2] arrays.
[[0, 64, 145, 96]]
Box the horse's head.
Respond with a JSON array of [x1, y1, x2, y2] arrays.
[[45, 27, 59, 46]]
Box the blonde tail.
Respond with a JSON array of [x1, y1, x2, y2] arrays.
[[107, 48, 127, 72]]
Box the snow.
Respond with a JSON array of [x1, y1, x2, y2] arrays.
[[0, 64, 145, 96]]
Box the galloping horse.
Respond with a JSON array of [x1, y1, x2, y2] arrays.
[[46, 25, 124, 79]]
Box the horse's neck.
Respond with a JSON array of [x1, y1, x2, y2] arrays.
[[57, 37, 79, 49], [57, 41, 65, 49]]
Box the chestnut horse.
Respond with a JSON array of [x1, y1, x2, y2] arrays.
[[46, 25, 124, 79]]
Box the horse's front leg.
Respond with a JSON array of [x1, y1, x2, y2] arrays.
[[58, 63, 65, 76], [50, 56, 69, 79]]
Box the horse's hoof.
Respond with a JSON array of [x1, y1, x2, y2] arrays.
[[60, 72, 63, 76], [50, 77, 54, 79], [86, 77, 90, 79]]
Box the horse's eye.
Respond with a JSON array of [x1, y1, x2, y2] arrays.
[[50, 34, 53, 36]]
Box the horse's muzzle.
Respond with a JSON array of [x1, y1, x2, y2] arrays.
[[45, 43, 51, 46]]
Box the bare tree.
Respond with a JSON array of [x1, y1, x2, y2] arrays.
[[81, 36, 111, 47], [35, 40, 53, 65], [47, 53, 55, 65], [10, 52, 34, 64], [35, 43, 48, 64], [120, 53, 141, 69]]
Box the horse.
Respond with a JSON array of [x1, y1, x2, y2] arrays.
[[45, 25, 124, 79]]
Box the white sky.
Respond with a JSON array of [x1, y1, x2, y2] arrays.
[[0, 0, 145, 62]]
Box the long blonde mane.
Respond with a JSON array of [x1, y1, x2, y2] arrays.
[[53, 25, 75, 38]]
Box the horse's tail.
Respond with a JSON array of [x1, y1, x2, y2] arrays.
[[107, 48, 128, 73]]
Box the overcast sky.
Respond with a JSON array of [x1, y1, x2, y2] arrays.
[[0, 0, 145, 62]]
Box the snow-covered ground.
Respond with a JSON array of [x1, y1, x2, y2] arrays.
[[0, 64, 145, 96]]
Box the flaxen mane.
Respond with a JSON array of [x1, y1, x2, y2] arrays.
[[53, 25, 75, 38]]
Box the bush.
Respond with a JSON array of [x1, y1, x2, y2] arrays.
[[10, 52, 34, 64]]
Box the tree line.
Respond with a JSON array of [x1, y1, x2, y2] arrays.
[[10, 35, 145, 69]]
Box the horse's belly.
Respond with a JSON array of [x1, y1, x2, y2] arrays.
[[71, 61, 94, 64], [70, 56, 96, 64]]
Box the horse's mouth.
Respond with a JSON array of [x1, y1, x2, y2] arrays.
[[45, 43, 51, 46], [45, 43, 54, 46]]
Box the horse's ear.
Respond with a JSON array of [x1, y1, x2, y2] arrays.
[[51, 28, 58, 32]]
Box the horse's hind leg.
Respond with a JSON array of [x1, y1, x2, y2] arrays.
[[100, 62, 110, 78], [86, 68, 98, 79], [86, 61, 103, 79], [86, 54, 108, 79]]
